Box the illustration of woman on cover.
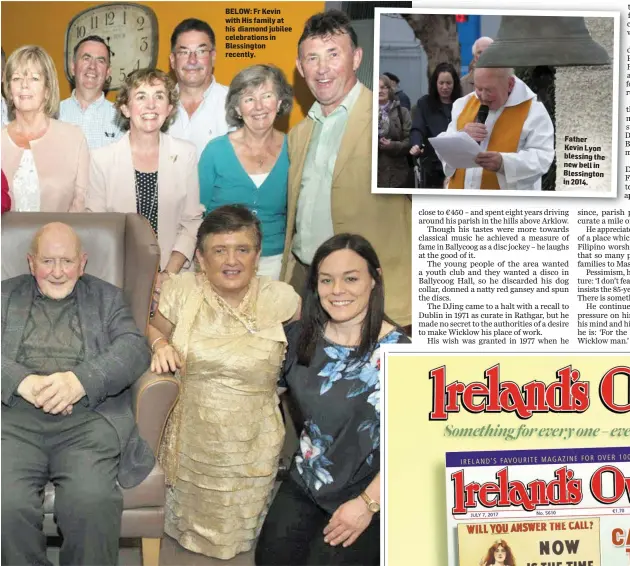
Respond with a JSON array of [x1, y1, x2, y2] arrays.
[[480, 539, 516, 566]]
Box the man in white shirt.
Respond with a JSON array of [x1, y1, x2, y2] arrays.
[[437, 67, 554, 190], [280, 10, 411, 327], [168, 18, 229, 158], [59, 36, 122, 149]]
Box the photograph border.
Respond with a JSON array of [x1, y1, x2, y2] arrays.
[[380, 350, 630, 566], [371, 8, 620, 198]]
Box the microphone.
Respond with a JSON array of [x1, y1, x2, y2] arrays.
[[476, 105, 489, 124], [475, 105, 489, 144]]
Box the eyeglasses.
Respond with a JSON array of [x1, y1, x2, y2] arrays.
[[174, 48, 212, 59]]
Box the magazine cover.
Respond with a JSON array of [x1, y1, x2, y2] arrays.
[[447, 446, 629, 566], [383, 354, 630, 565]]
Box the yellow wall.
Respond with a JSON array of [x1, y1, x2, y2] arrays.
[[1, 1, 324, 129]]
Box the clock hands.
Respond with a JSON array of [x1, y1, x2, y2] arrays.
[[105, 37, 115, 58]]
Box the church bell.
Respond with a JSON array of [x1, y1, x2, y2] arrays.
[[475, 16, 611, 68]]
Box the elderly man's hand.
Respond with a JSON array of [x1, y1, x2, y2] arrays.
[[463, 122, 487, 142], [16, 374, 49, 406], [34, 371, 86, 415], [409, 145, 424, 156], [475, 151, 503, 172]]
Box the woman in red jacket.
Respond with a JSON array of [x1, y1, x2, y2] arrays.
[[1, 170, 11, 213]]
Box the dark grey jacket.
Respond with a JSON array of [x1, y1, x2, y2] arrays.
[[411, 95, 454, 173], [396, 88, 412, 111], [1, 274, 154, 488], [377, 99, 412, 189]]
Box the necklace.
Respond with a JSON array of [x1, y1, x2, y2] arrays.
[[244, 144, 267, 168], [243, 138, 275, 170], [200, 272, 259, 332]]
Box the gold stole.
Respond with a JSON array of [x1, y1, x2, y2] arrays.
[[449, 97, 533, 189]]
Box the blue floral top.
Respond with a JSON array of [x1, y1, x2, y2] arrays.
[[281, 321, 410, 513]]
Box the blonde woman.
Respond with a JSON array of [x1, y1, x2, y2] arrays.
[[1, 45, 88, 211], [377, 74, 411, 189]]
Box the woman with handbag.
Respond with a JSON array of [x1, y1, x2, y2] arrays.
[[376, 75, 412, 189]]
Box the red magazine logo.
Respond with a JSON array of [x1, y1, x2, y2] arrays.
[[451, 465, 630, 514], [430, 365, 589, 421]]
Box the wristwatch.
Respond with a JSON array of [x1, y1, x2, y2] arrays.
[[360, 491, 380, 513]]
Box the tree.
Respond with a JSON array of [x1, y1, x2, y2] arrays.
[[401, 14, 461, 82]]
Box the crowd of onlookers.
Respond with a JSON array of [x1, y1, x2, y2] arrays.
[[1, 10, 412, 566], [377, 36, 494, 189]]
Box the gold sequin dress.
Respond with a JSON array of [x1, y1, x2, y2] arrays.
[[157, 272, 299, 559]]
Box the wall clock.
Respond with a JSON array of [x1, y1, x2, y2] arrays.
[[64, 3, 159, 91]]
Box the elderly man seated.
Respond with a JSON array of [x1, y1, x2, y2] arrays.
[[437, 67, 554, 190], [1, 222, 153, 565]]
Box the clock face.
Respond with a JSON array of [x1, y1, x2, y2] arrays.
[[65, 3, 159, 91]]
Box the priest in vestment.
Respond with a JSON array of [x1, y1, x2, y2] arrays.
[[436, 67, 554, 191]]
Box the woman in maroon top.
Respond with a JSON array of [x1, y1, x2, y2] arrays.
[[1, 170, 11, 213]]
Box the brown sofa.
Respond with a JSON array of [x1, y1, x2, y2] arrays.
[[1, 212, 180, 566]]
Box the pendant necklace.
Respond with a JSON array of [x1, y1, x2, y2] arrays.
[[244, 141, 269, 169]]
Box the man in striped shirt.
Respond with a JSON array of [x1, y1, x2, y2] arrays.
[[59, 36, 122, 149]]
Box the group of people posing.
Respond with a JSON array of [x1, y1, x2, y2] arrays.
[[1, 9, 412, 566], [1, 12, 411, 321], [377, 35, 555, 190]]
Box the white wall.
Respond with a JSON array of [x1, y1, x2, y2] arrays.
[[378, 13, 427, 106]]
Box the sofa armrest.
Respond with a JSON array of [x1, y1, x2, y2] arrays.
[[132, 371, 179, 455]]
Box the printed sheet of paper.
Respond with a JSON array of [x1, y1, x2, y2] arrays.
[[428, 131, 482, 169]]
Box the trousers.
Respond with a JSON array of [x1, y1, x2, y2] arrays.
[[1, 400, 123, 566], [255, 479, 380, 566], [288, 255, 309, 300]]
